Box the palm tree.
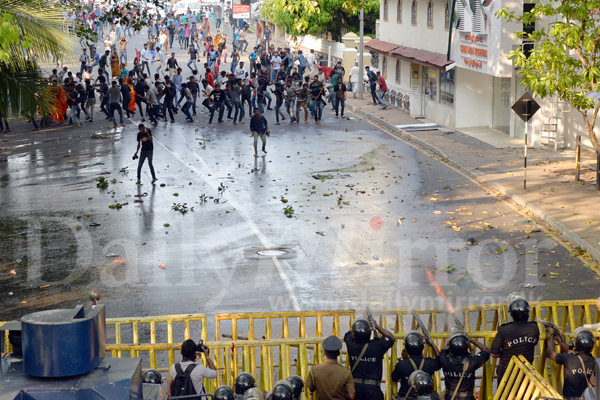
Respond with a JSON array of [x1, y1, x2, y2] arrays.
[[0, 0, 77, 120]]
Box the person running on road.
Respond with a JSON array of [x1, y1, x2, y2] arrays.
[[134, 124, 157, 185], [250, 108, 269, 157]]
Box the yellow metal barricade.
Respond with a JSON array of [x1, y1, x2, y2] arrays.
[[493, 355, 562, 400], [214, 310, 354, 392], [105, 313, 207, 370], [106, 336, 333, 400], [367, 308, 452, 400]]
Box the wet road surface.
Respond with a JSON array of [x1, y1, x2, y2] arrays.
[[1, 106, 599, 323]]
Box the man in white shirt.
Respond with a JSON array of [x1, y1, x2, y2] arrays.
[[168, 339, 217, 396], [235, 61, 248, 80], [349, 62, 360, 98], [140, 44, 151, 76], [103, 35, 113, 53], [270, 52, 282, 82], [83, 66, 94, 81], [155, 47, 167, 76], [306, 49, 316, 76]]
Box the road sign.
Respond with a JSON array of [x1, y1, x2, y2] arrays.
[[511, 92, 540, 189], [512, 92, 540, 123]]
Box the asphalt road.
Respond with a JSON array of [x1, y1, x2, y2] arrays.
[[0, 27, 598, 323]]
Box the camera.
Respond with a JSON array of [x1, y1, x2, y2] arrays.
[[196, 339, 208, 353], [132, 154, 138, 160]]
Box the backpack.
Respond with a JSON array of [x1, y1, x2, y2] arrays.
[[367, 70, 377, 82], [172, 363, 199, 398]]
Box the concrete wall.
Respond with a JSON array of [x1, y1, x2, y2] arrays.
[[379, 0, 451, 55], [455, 67, 493, 128]]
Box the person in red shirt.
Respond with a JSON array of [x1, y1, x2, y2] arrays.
[[205, 67, 214, 87], [376, 71, 388, 109]]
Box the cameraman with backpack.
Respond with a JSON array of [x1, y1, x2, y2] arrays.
[[169, 339, 218, 398]]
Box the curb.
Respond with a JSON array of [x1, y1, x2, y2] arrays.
[[349, 103, 600, 265]]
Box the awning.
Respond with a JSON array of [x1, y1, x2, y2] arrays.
[[390, 46, 454, 68], [364, 39, 400, 53]]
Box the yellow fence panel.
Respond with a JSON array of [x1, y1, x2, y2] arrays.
[[493, 355, 562, 400], [105, 313, 207, 370]]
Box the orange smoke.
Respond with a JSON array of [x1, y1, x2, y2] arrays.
[[426, 269, 455, 314]]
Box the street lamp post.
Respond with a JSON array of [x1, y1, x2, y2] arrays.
[[359, 8, 364, 100]]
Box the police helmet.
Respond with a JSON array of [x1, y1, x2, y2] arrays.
[[142, 369, 162, 384], [214, 385, 235, 400], [244, 388, 264, 400], [235, 372, 256, 394], [408, 370, 434, 395], [574, 327, 595, 353], [271, 380, 294, 400], [286, 375, 304, 398], [507, 292, 530, 322], [265, 390, 273, 400], [351, 319, 372, 343], [448, 327, 470, 364], [404, 331, 425, 356]]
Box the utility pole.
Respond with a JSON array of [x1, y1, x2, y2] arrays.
[[359, 8, 364, 100]]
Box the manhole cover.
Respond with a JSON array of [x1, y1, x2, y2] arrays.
[[257, 249, 288, 256], [244, 246, 297, 260]]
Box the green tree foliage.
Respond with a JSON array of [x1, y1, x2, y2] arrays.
[[261, 0, 379, 42], [498, 0, 600, 149]]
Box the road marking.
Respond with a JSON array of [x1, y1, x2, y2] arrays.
[[353, 112, 600, 277], [151, 131, 301, 311]]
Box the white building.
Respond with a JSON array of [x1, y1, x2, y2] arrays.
[[367, 0, 592, 149]]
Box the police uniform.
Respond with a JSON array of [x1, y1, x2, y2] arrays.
[[438, 349, 490, 400], [344, 330, 395, 400], [392, 356, 441, 399], [555, 352, 595, 400], [307, 336, 355, 400], [490, 321, 539, 382]]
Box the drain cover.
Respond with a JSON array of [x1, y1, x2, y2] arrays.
[[244, 246, 297, 260], [257, 249, 288, 256]]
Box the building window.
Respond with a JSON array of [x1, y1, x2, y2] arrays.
[[411, 1, 417, 25], [445, 1, 451, 30], [395, 59, 401, 83], [440, 69, 455, 106], [427, 2, 433, 27], [382, 56, 387, 79], [427, 68, 437, 101], [384, 0, 389, 20], [396, 0, 403, 23]]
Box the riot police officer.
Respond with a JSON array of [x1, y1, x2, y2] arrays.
[[408, 370, 440, 400], [392, 331, 441, 399], [438, 327, 490, 400], [215, 385, 236, 400], [271, 380, 294, 400], [490, 292, 539, 383], [547, 326, 596, 400], [235, 372, 257, 400], [287, 375, 304, 400], [344, 318, 395, 400], [307, 335, 355, 400]]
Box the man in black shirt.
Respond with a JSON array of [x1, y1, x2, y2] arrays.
[[167, 52, 179, 77], [392, 332, 441, 400], [208, 83, 225, 124], [134, 77, 147, 122], [84, 79, 96, 122], [188, 76, 200, 116], [344, 318, 395, 400], [365, 66, 380, 105], [134, 124, 157, 184], [439, 329, 490, 400], [548, 326, 596, 400], [162, 80, 176, 122], [490, 293, 539, 384]]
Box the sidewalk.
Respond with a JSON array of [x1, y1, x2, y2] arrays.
[[348, 96, 600, 265]]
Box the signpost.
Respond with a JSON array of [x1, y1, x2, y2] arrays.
[[233, 0, 250, 19], [512, 92, 540, 189]]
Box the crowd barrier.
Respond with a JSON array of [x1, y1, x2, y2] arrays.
[[493, 355, 562, 400], [3, 302, 600, 399]]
